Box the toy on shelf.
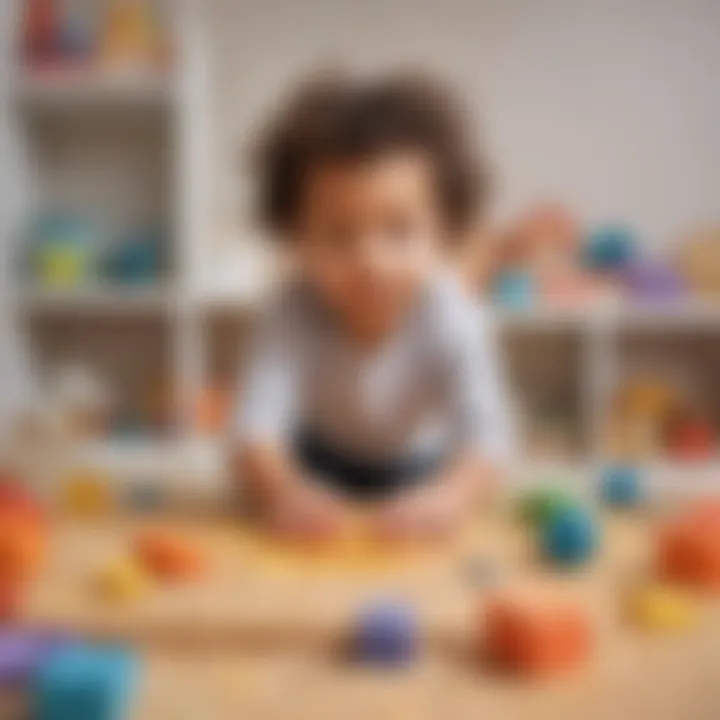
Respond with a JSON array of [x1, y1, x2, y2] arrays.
[[0, 630, 73, 688], [102, 227, 166, 286], [25, 213, 101, 290], [22, 0, 60, 67], [622, 260, 685, 304], [675, 226, 720, 298], [60, 469, 114, 518], [664, 411, 716, 462], [352, 601, 418, 666], [582, 224, 637, 273], [491, 271, 535, 309], [34, 644, 139, 720], [57, 0, 97, 65], [100, 0, 166, 72], [541, 505, 599, 568], [483, 590, 594, 676]]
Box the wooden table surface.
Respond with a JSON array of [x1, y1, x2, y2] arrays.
[[19, 508, 720, 719]]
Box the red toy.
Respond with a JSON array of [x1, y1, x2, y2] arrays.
[[134, 529, 210, 581], [657, 514, 720, 591], [483, 592, 594, 676], [23, 0, 59, 66], [665, 415, 716, 462]]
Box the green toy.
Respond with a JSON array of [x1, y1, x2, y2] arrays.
[[518, 487, 578, 528]]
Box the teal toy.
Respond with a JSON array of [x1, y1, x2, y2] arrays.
[[541, 506, 600, 568], [34, 644, 139, 720], [492, 271, 535, 308], [600, 465, 643, 509], [518, 488, 577, 529], [583, 225, 636, 272], [103, 229, 165, 286]]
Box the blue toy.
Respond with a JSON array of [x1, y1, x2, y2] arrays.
[[492, 270, 536, 308], [541, 506, 599, 568], [103, 229, 165, 285], [34, 644, 139, 720], [353, 602, 417, 666], [582, 225, 637, 272], [600, 465, 643, 509]]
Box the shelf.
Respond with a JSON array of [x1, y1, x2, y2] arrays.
[[12, 69, 176, 110], [19, 285, 176, 315]]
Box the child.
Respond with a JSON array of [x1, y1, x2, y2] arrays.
[[235, 74, 514, 540]]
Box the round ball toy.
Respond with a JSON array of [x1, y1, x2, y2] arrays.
[[600, 465, 643, 509], [541, 506, 600, 568], [583, 225, 637, 272], [352, 601, 418, 666]]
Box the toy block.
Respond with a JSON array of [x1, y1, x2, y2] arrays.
[[541, 506, 600, 568], [599, 465, 643, 509], [94, 558, 150, 603], [483, 593, 594, 676], [626, 583, 698, 633], [134, 529, 209, 581], [61, 471, 114, 517], [0, 631, 72, 687], [657, 516, 720, 591], [0, 580, 28, 623], [34, 644, 139, 720], [352, 601, 418, 666], [0, 520, 46, 585]]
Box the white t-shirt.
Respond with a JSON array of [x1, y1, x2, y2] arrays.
[[236, 273, 515, 465]]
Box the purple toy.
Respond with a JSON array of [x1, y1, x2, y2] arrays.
[[0, 630, 72, 687], [623, 261, 685, 303]]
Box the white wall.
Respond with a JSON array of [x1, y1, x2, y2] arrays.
[[208, 0, 720, 249]]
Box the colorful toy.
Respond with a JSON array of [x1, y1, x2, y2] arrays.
[[22, 0, 60, 66], [0, 631, 72, 687], [103, 229, 165, 285], [626, 583, 698, 633], [94, 558, 149, 603], [664, 412, 716, 462], [483, 592, 594, 676], [658, 514, 720, 591], [675, 227, 720, 298], [57, 1, 96, 63], [583, 225, 637, 272], [0, 520, 46, 586], [34, 644, 139, 720], [492, 271, 535, 308], [352, 601, 418, 666], [100, 0, 162, 70], [599, 465, 643, 509], [134, 529, 209, 581], [61, 471, 114, 517], [623, 261, 685, 303], [518, 487, 577, 529], [541, 505, 599, 568]]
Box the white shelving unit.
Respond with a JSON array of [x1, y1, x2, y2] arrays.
[[3, 2, 719, 491]]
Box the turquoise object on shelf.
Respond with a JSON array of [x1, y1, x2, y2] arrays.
[[103, 230, 165, 285], [541, 506, 599, 568], [492, 271, 535, 308], [34, 644, 139, 720], [583, 225, 637, 271], [600, 465, 643, 508]]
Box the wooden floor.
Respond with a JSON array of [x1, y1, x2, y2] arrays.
[[20, 508, 720, 719]]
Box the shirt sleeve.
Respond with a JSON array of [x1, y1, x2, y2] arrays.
[[442, 301, 517, 465], [234, 300, 301, 446]]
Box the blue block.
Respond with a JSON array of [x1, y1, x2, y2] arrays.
[[600, 465, 643, 508], [541, 506, 599, 568], [354, 602, 417, 666], [34, 645, 139, 720], [583, 225, 637, 271]]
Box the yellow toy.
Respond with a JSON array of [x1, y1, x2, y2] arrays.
[[94, 557, 149, 602], [61, 470, 113, 517], [626, 583, 699, 633], [676, 227, 720, 298], [100, 0, 162, 70]]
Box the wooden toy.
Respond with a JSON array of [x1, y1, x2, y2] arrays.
[[134, 529, 209, 581], [658, 515, 720, 591], [626, 583, 698, 633], [483, 592, 594, 676], [541, 506, 599, 568], [352, 601, 418, 666], [583, 225, 637, 272], [103, 228, 165, 286], [518, 487, 577, 529], [61, 471, 113, 517], [34, 644, 139, 720], [0, 631, 72, 687], [94, 558, 149, 602], [599, 465, 643, 509]]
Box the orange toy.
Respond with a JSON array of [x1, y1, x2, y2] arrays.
[[134, 529, 209, 581], [0, 580, 27, 622], [658, 514, 720, 591], [0, 519, 46, 586], [483, 593, 594, 676]]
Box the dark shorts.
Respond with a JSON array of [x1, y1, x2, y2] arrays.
[[294, 431, 444, 501]]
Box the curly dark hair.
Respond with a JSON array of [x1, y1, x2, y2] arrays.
[[252, 73, 491, 239]]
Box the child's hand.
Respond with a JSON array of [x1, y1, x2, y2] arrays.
[[371, 479, 469, 541], [265, 480, 347, 541]]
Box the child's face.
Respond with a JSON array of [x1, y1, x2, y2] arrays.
[[294, 152, 445, 333]]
